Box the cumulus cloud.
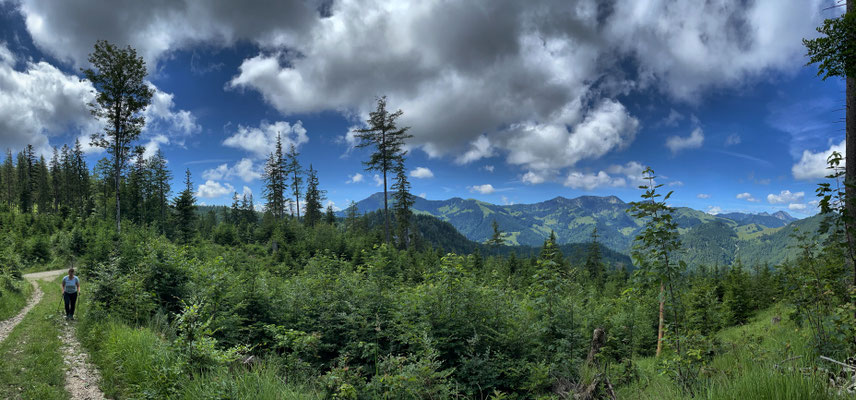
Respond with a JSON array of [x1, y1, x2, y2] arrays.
[[668, 180, 684, 187], [222, 120, 308, 159], [707, 206, 723, 215], [792, 140, 845, 180], [202, 158, 261, 182], [196, 180, 235, 199], [468, 184, 496, 195], [736, 192, 759, 202], [697, 193, 710, 199], [144, 84, 201, 139], [418, 192, 426, 199], [0, 43, 96, 156], [767, 190, 804, 204], [410, 167, 434, 179], [522, 170, 549, 185], [373, 174, 383, 187], [564, 171, 625, 191], [660, 108, 684, 127], [482, 165, 495, 173], [346, 173, 364, 184], [11, 0, 827, 170], [788, 203, 807, 211], [666, 127, 704, 154]]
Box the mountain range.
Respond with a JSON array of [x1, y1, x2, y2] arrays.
[[347, 193, 822, 267]]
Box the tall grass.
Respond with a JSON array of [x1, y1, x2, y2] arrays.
[[0, 277, 33, 320]]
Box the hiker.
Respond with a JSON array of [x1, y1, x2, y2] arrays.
[[61, 268, 80, 320]]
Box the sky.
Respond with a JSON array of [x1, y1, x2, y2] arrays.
[[0, 0, 846, 216]]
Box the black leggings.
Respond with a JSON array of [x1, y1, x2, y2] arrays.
[[63, 292, 78, 317]]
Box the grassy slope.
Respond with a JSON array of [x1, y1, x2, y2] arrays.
[[0, 278, 34, 320], [0, 278, 68, 400], [618, 306, 844, 400]]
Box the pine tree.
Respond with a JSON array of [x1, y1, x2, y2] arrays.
[[325, 204, 336, 225], [263, 134, 287, 219], [34, 156, 51, 213], [149, 150, 171, 232], [285, 143, 303, 220], [49, 147, 62, 212], [173, 169, 197, 243], [353, 96, 412, 244], [391, 160, 413, 249], [1, 149, 14, 207], [303, 165, 325, 227], [16, 147, 34, 212], [584, 227, 606, 289], [486, 219, 505, 249], [84, 40, 153, 235]]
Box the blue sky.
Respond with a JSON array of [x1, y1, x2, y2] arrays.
[[0, 0, 844, 216]]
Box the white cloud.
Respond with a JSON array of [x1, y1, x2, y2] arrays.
[[792, 140, 845, 180], [606, 161, 647, 188], [325, 200, 342, 212], [222, 120, 308, 159], [697, 193, 710, 199], [142, 135, 169, 160], [666, 127, 704, 154], [767, 190, 804, 204], [0, 43, 96, 156], [707, 206, 723, 215], [501, 195, 514, 205], [522, 170, 549, 185], [418, 192, 426, 199], [468, 184, 496, 195], [564, 171, 625, 191], [144, 83, 200, 138], [661, 108, 684, 127], [788, 203, 807, 211], [202, 158, 261, 182], [242, 185, 253, 198], [410, 167, 434, 179], [668, 180, 684, 187], [725, 134, 741, 146], [346, 173, 364, 184], [456, 135, 495, 164], [11, 0, 827, 169], [196, 180, 235, 199], [736, 192, 759, 202], [373, 174, 383, 187]]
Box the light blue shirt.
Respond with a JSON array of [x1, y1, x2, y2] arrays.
[[63, 276, 79, 294]]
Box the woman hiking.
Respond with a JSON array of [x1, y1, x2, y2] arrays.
[[61, 268, 80, 320]]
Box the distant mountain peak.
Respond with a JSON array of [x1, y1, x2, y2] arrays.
[[772, 211, 795, 221]]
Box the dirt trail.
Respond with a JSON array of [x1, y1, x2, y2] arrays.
[[0, 269, 107, 399], [0, 269, 64, 343]]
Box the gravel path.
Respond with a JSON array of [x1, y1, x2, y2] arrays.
[[0, 269, 107, 399], [60, 321, 106, 400]]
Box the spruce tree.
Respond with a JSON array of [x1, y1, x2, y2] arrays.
[[263, 134, 287, 219], [391, 160, 413, 249], [84, 40, 153, 235], [286, 143, 303, 220], [149, 150, 171, 232], [303, 165, 325, 227], [353, 96, 412, 244], [1, 149, 14, 207], [487, 219, 505, 250], [584, 227, 606, 289], [173, 169, 197, 243], [325, 204, 336, 225], [34, 156, 51, 213]]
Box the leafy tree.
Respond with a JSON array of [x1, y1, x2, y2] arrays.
[[353, 96, 412, 244], [391, 161, 413, 249], [263, 134, 287, 219], [627, 167, 684, 358], [173, 169, 197, 243], [303, 165, 325, 227], [804, 7, 856, 293], [286, 143, 303, 220], [83, 40, 153, 235]]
